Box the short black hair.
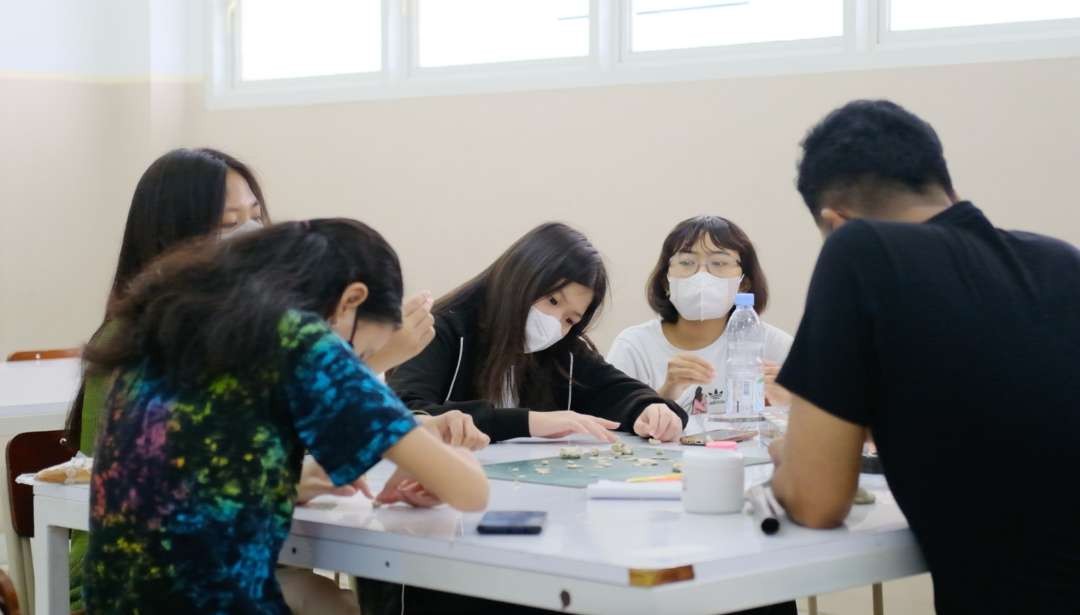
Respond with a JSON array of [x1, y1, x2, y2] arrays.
[[647, 216, 768, 322], [796, 100, 954, 218]]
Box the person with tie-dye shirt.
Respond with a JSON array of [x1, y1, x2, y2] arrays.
[[80, 219, 489, 614]]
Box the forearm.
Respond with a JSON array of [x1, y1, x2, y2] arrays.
[[413, 401, 531, 442], [771, 465, 851, 529], [656, 381, 680, 400]]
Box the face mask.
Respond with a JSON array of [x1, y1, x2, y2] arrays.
[[667, 272, 742, 321], [220, 218, 263, 241], [524, 306, 565, 354]]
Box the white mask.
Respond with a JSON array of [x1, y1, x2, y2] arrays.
[[220, 218, 263, 241], [667, 272, 742, 321], [524, 306, 565, 353]]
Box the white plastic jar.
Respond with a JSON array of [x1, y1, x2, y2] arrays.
[[681, 448, 745, 514]]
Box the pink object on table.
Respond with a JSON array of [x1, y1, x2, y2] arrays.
[[705, 440, 739, 451]]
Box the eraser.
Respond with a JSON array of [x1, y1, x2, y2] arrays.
[[705, 440, 738, 450]]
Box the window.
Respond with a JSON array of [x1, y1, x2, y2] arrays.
[[417, 0, 590, 68], [239, 0, 381, 81], [889, 0, 1080, 32], [210, 0, 1080, 107], [630, 0, 844, 53]]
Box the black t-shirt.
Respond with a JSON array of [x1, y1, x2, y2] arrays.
[[778, 202, 1080, 615]]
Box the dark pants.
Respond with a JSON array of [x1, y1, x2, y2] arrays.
[[357, 579, 798, 615]]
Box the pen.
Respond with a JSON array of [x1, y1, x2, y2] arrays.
[[746, 484, 781, 535]]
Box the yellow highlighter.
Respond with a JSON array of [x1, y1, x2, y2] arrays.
[[626, 473, 682, 484]]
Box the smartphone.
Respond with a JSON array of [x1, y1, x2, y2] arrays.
[[477, 511, 547, 535], [679, 429, 757, 446]]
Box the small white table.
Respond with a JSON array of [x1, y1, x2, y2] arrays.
[[0, 358, 81, 610], [30, 438, 926, 615]]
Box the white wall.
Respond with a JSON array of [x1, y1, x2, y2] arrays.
[[2, 1, 1079, 358], [0, 0, 201, 78]]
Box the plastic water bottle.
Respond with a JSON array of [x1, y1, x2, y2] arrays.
[[724, 293, 765, 417]]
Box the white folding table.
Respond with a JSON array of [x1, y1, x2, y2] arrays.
[[30, 437, 926, 615]]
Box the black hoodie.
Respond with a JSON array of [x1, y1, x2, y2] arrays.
[[388, 300, 688, 442]]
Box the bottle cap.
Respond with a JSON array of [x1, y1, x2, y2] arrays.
[[735, 293, 755, 307], [705, 440, 739, 450]]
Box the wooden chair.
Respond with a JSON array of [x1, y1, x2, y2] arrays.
[[3, 431, 75, 615], [6, 430, 75, 538], [0, 568, 21, 615], [5, 348, 80, 362]]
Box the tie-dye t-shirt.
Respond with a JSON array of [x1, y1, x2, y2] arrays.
[[84, 310, 417, 614]]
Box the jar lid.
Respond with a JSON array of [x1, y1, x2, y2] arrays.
[[684, 447, 742, 462]]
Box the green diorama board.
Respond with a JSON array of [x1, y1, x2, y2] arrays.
[[484, 446, 771, 489]]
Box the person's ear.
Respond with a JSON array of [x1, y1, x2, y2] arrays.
[[739, 276, 751, 293], [332, 282, 370, 326], [818, 207, 852, 236]]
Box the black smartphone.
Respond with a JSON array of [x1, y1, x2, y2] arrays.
[[477, 511, 547, 535]]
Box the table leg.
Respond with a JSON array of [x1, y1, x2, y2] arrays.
[[872, 582, 884, 615], [31, 504, 70, 615], [807, 595, 818, 615]]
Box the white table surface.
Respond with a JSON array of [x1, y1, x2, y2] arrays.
[[30, 435, 926, 615], [0, 358, 81, 420]]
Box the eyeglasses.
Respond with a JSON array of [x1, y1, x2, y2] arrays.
[[668, 253, 742, 278]]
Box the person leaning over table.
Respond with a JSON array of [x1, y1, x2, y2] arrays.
[[768, 99, 1080, 615]]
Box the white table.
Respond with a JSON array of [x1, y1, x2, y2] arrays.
[[30, 437, 926, 615], [0, 358, 81, 611]]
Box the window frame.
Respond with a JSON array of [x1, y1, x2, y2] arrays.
[[207, 0, 1080, 109]]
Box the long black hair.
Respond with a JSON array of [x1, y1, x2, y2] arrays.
[[434, 222, 608, 408], [109, 147, 269, 308], [84, 219, 403, 388], [66, 148, 268, 447]]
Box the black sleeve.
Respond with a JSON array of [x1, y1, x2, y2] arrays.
[[387, 315, 531, 442], [777, 223, 890, 427], [563, 349, 689, 433]]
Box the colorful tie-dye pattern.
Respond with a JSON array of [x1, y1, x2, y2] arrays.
[[84, 310, 417, 614]]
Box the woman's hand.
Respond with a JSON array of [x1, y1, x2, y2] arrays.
[[417, 410, 490, 450], [528, 411, 619, 443], [657, 354, 715, 400], [365, 292, 435, 373], [633, 403, 683, 442], [763, 360, 793, 407], [375, 447, 480, 508], [374, 467, 443, 508], [297, 456, 373, 505]]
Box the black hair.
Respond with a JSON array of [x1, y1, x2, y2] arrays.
[[84, 219, 402, 388], [109, 147, 269, 308], [796, 99, 955, 218], [647, 216, 768, 320], [434, 222, 609, 408]]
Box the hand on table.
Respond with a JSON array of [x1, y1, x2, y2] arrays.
[[418, 410, 490, 450], [297, 456, 373, 505], [528, 411, 619, 443], [375, 447, 480, 508], [633, 403, 683, 442]]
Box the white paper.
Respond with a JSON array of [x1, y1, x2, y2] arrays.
[[585, 480, 681, 500]]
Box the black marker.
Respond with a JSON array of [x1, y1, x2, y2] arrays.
[[746, 484, 781, 535]]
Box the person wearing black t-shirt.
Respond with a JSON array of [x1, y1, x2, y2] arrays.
[[769, 100, 1080, 614]]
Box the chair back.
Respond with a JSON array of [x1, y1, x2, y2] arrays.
[[5, 430, 75, 537]]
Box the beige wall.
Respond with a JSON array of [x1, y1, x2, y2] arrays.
[[2, 56, 1079, 358]]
